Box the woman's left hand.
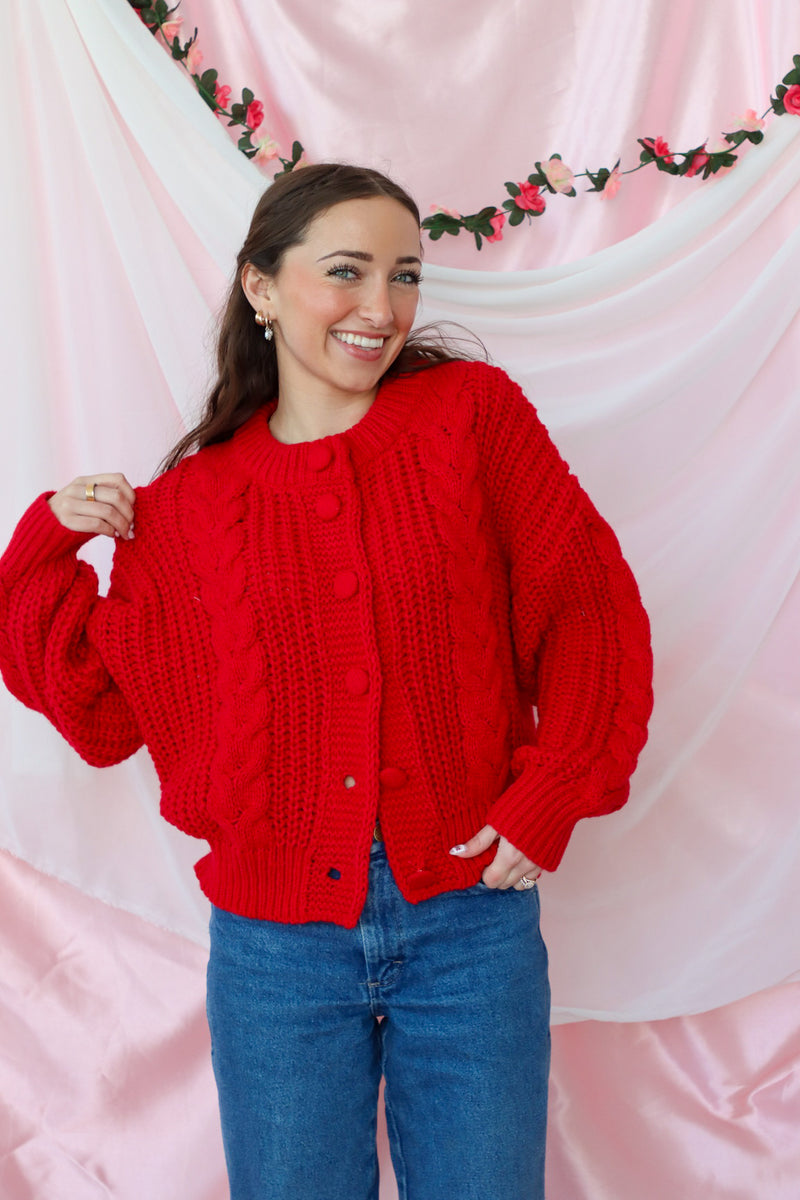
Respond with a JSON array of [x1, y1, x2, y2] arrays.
[[449, 825, 543, 890]]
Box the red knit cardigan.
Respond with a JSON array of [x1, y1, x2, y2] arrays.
[[0, 361, 653, 927]]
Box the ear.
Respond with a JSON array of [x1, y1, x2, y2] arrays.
[[240, 263, 274, 314]]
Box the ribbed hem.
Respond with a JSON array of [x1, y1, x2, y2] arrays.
[[0, 494, 94, 584], [193, 832, 499, 927]]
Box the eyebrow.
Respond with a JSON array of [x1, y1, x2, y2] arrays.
[[317, 250, 422, 265]]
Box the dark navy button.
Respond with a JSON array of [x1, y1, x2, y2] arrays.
[[379, 767, 407, 789], [308, 443, 333, 471], [344, 667, 369, 695], [327, 867, 341, 880], [333, 570, 359, 599], [316, 493, 341, 520]]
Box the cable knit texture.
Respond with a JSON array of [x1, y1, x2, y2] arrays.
[[0, 361, 653, 927]]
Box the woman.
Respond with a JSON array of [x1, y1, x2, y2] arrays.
[[0, 164, 653, 1199]]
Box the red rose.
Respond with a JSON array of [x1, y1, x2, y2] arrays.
[[642, 136, 674, 164], [246, 100, 265, 130], [215, 83, 231, 111], [783, 84, 800, 116], [486, 210, 506, 243], [685, 147, 709, 177], [514, 181, 546, 213]]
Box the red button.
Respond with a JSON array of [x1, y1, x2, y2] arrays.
[[316, 493, 341, 520], [379, 767, 407, 789], [344, 667, 370, 695], [333, 570, 359, 599], [407, 869, 438, 890], [308, 443, 333, 470]]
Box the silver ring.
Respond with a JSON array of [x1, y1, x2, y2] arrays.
[[519, 875, 537, 889], [85, 482, 97, 502]]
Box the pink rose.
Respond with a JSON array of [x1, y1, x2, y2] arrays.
[[514, 181, 546, 213], [542, 157, 575, 193], [685, 147, 709, 178], [734, 108, 765, 132], [430, 204, 461, 218], [707, 138, 737, 176], [486, 210, 506, 243], [783, 84, 800, 116], [214, 83, 232, 112], [185, 43, 203, 73], [601, 166, 622, 199], [246, 100, 265, 131], [642, 136, 674, 164], [158, 18, 183, 43], [253, 136, 279, 165]]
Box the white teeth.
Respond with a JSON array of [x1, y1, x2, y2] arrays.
[[332, 331, 386, 349]]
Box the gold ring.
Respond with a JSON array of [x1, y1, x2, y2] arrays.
[[85, 482, 96, 502]]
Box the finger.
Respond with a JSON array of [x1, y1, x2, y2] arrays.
[[77, 477, 136, 525], [513, 869, 543, 891], [449, 824, 499, 859], [78, 499, 135, 539], [484, 837, 542, 890]]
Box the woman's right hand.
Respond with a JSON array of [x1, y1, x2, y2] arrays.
[[48, 474, 136, 540]]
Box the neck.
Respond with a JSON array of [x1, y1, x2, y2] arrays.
[[268, 390, 377, 445]]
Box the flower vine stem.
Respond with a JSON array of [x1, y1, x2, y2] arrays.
[[127, 4, 798, 251]]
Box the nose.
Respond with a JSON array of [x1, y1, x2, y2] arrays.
[[358, 277, 394, 328]]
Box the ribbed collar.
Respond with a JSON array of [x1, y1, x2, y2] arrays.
[[229, 372, 422, 486]]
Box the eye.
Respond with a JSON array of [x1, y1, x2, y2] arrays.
[[325, 263, 360, 281], [393, 269, 423, 286]]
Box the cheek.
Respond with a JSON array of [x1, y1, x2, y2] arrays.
[[395, 292, 419, 332]]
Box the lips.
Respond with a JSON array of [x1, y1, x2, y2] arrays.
[[331, 330, 388, 350]]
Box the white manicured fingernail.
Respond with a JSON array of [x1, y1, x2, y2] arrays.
[[449, 845, 466, 855]]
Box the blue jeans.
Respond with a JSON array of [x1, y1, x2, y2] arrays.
[[206, 840, 550, 1200]]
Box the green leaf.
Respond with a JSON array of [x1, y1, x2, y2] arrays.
[[526, 171, 545, 187], [154, 0, 168, 19], [290, 141, 304, 163], [427, 229, 444, 241], [473, 231, 483, 251], [508, 207, 525, 226], [771, 94, 786, 114], [505, 181, 520, 196], [781, 67, 800, 86], [242, 88, 255, 106], [199, 68, 218, 91], [238, 133, 253, 151], [502, 198, 517, 211]]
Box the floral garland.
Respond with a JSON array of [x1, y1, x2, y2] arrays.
[[128, 1, 799, 251], [128, 0, 303, 174]]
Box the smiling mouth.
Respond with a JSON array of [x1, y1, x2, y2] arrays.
[[331, 331, 388, 350]]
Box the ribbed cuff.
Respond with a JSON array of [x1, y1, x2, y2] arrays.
[[0, 494, 93, 585]]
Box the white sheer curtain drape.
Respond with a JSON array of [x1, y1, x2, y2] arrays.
[[2, 1, 799, 1197]]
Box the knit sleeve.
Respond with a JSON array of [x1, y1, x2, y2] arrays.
[[471, 364, 654, 870], [0, 494, 144, 766]]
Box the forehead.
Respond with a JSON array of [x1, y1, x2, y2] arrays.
[[299, 196, 421, 254]]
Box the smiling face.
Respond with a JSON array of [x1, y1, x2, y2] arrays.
[[241, 196, 422, 413]]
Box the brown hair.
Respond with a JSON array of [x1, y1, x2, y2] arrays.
[[159, 163, 483, 473]]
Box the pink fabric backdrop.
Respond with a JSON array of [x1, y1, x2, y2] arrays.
[[2, 1, 800, 1196]]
